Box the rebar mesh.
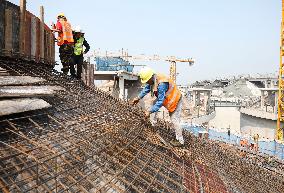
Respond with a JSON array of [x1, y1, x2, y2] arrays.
[[0, 56, 284, 193]]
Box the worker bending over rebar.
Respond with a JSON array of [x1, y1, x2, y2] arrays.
[[131, 67, 184, 147]]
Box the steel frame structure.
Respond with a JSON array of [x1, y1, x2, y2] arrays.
[[0, 57, 283, 192]]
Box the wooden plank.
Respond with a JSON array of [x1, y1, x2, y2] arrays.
[[4, 8, 13, 56], [0, 67, 8, 75], [0, 76, 45, 86], [19, 0, 26, 55], [36, 18, 40, 62], [0, 85, 64, 97], [39, 6, 44, 61], [24, 11, 31, 59], [0, 98, 51, 116], [30, 15, 37, 60], [0, 0, 5, 54]]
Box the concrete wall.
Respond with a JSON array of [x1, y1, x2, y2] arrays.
[[192, 111, 216, 125], [209, 107, 241, 133], [240, 113, 276, 140], [0, 0, 55, 64], [240, 108, 277, 120], [98, 79, 141, 100], [208, 106, 282, 140]]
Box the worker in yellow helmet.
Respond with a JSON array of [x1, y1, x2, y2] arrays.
[[131, 67, 184, 147]]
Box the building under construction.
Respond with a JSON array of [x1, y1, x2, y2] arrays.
[[1, 0, 284, 193], [1, 56, 284, 193]]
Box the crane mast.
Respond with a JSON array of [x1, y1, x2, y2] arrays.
[[277, 0, 284, 140], [169, 61, 177, 82]]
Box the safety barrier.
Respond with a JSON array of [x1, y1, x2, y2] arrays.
[[0, 0, 55, 64], [186, 126, 284, 160]]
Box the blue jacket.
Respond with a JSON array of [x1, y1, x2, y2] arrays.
[[138, 82, 169, 113]]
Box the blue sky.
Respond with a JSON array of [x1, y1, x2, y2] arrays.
[[9, 0, 281, 85]]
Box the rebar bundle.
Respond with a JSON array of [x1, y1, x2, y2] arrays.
[[0, 57, 284, 193]]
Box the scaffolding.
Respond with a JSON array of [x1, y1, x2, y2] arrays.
[[95, 57, 134, 72]]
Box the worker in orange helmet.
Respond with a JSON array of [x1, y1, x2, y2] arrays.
[[51, 13, 74, 75], [131, 67, 184, 147]]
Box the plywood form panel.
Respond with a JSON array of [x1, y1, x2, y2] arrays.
[[30, 15, 37, 60], [4, 8, 13, 56], [0, 0, 5, 53], [24, 11, 31, 59]]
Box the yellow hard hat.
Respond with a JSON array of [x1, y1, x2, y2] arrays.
[[139, 67, 154, 84], [57, 13, 65, 18]]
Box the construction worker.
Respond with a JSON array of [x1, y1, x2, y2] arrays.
[[131, 67, 185, 147], [70, 26, 90, 79], [51, 13, 74, 75]]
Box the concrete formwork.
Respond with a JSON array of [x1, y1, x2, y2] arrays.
[[0, 0, 55, 64]]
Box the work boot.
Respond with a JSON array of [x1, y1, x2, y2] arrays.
[[70, 74, 77, 79], [61, 67, 69, 75], [170, 139, 184, 147]]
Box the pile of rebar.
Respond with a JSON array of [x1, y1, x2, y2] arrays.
[[0, 56, 284, 193]]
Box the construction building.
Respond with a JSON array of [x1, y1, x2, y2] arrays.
[[0, 0, 284, 193]]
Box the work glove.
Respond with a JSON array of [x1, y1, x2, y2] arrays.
[[131, 97, 140, 105], [144, 111, 151, 119]]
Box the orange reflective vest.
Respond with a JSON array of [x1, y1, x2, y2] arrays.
[[57, 20, 74, 46], [153, 73, 181, 113]]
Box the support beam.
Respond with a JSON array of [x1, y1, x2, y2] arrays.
[[39, 6, 44, 61], [30, 15, 37, 60], [261, 90, 265, 109], [19, 0, 26, 56], [4, 8, 12, 56], [119, 76, 125, 100], [196, 92, 201, 106], [192, 91, 196, 107], [90, 63, 94, 86]]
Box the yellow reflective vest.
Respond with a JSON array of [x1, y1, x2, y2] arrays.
[[74, 37, 84, 55], [153, 73, 181, 113]]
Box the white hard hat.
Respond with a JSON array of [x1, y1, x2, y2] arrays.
[[73, 26, 82, 33]]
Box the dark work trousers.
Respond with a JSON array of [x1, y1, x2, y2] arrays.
[[70, 54, 84, 79], [59, 44, 74, 75]]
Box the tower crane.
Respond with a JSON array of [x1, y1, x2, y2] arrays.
[[93, 49, 194, 83], [166, 57, 194, 83], [277, 0, 284, 141]]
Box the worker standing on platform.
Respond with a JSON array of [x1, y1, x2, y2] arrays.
[[131, 67, 185, 147], [70, 26, 90, 79], [51, 13, 74, 75]]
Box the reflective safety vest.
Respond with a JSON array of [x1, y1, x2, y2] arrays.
[[74, 37, 84, 55], [153, 73, 181, 113], [57, 19, 74, 46]]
